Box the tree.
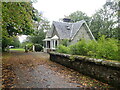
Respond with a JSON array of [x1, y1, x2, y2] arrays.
[[67, 11, 91, 25], [27, 30, 45, 45], [2, 2, 37, 51], [27, 11, 50, 46], [10, 36, 20, 48], [33, 11, 50, 33], [89, 0, 118, 39]]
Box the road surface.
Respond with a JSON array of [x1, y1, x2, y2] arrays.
[[2, 51, 112, 89]]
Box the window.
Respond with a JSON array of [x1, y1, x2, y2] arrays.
[[66, 25, 70, 30]]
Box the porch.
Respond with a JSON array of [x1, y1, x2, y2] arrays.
[[43, 35, 59, 52]]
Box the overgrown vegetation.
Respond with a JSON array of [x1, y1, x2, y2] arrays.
[[57, 45, 70, 54], [57, 36, 119, 61]]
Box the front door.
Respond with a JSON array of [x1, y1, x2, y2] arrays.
[[47, 41, 50, 48]]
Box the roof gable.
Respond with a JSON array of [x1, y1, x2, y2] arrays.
[[46, 20, 95, 40], [70, 20, 85, 39]]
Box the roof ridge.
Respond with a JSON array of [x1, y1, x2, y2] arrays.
[[53, 21, 73, 24]]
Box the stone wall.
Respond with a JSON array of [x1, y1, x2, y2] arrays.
[[49, 52, 120, 88]]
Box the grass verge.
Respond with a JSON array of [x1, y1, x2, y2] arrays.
[[10, 48, 25, 51]]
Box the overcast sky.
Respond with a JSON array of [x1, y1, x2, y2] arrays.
[[33, 0, 107, 23]]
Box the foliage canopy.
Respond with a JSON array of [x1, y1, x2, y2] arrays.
[[2, 2, 37, 51]]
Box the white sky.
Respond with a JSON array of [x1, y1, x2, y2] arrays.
[[18, 35, 27, 43], [19, 0, 107, 43], [33, 0, 107, 23]]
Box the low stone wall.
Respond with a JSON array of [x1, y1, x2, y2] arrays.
[[49, 52, 120, 88]]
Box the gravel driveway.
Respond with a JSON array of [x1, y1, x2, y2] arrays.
[[2, 51, 112, 89]]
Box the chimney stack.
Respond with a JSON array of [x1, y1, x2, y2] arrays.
[[63, 18, 71, 22]]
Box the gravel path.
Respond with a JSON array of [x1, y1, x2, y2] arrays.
[[2, 51, 112, 89]]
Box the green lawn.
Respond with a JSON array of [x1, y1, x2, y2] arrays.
[[10, 48, 25, 51]]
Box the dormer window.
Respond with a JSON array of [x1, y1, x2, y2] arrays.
[[66, 25, 70, 30]]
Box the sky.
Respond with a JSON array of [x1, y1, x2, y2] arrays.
[[18, 35, 27, 43], [19, 0, 107, 43], [33, 0, 107, 23]]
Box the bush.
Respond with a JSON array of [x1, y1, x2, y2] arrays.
[[57, 36, 119, 61], [27, 43, 33, 51], [87, 40, 97, 57], [69, 44, 77, 55], [60, 39, 69, 47], [69, 40, 88, 55], [57, 45, 70, 54], [34, 44, 43, 52], [75, 40, 88, 56], [95, 36, 119, 60], [25, 43, 33, 52]]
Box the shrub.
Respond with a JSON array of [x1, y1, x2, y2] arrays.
[[87, 40, 97, 57], [69, 44, 77, 55], [57, 45, 70, 54], [25, 43, 33, 52], [27, 43, 33, 51], [57, 36, 119, 61], [34, 44, 43, 52], [95, 36, 119, 60], [69, 40, 88, 55], [60, 39, 69, 46], [75, 40, 88, 56]]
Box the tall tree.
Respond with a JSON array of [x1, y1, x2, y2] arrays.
[[27, 11, 50, 45], [27, 31, 45, 45], [33, 11, 50, 33], [67, 11, 91, 25], [89, 0, 118, 39], [2, 2, 37, 51]]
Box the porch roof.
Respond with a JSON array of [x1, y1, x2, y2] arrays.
[[43, 38, 51, 41], [51, 35, 59, 40]]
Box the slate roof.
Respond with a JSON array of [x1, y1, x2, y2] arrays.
[[70, 20, 85, 39], [46, 20, 94, 40]]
